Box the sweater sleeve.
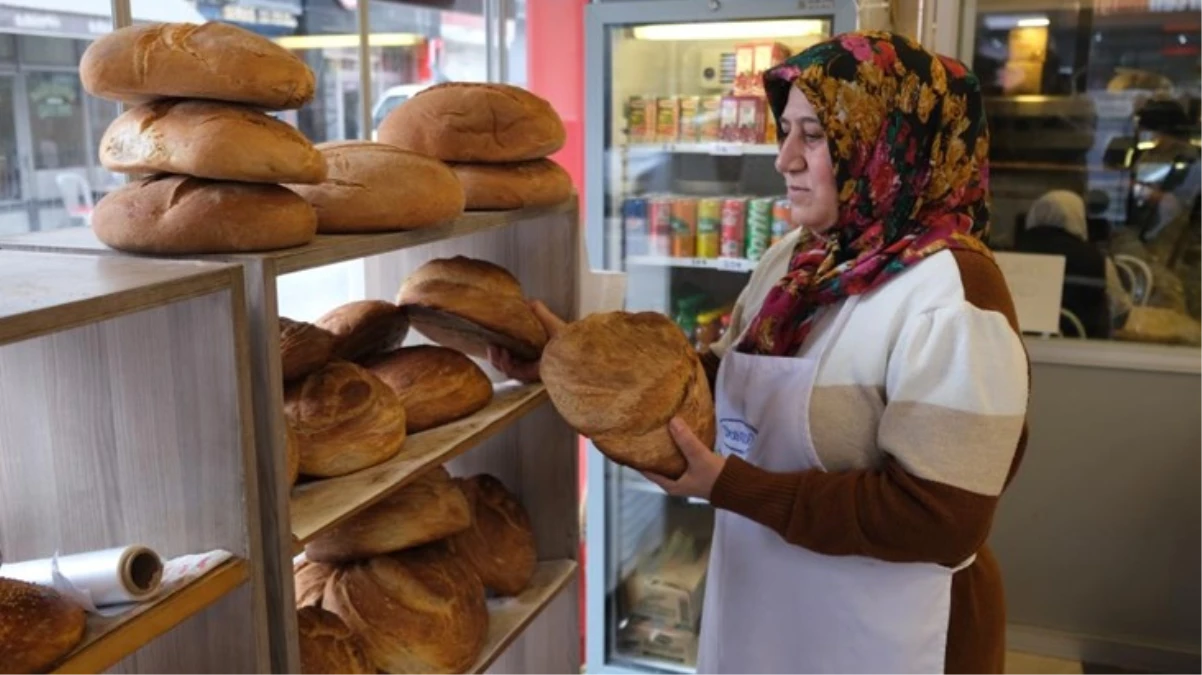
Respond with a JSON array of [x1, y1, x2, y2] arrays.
[[709, 287, 1029, 565]]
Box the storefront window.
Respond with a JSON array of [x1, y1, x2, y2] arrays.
[[967, 0, 1201, 347]]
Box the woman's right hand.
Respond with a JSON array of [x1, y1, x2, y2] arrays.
[[486, 300, 566, 383]]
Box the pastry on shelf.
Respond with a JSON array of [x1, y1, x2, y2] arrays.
[[540, 311, 715, 478], [297, 606, 372, 675], [304, 466, 471, 564], [449, 474, 537, 596], [452, 159, 573, 211], [287, 141, 465, 233], [398, 256, 548, 362], [0, 576, 86, 673], [284, 361, 407, 478], [280, 318, 336, 384], [365, 345, 494, 433], [314, 300, 410, 364]]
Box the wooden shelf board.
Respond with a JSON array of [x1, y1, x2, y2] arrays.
[[0, 200, 577, 276], [0, 251, 234, 347], [50, 558, 248, 674], [290, 383, 548, 544], [469, 559, 578, 674]]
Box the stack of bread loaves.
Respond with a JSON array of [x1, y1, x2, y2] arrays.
[[80, 22, 323, 254], [379, 83, 573, 211], [296, 466, 538, 674]]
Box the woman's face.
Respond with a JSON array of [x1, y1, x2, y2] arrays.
[[775, 87, 839, 234]]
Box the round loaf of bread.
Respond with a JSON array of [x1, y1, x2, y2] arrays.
[[323, 544, 488, 674], [93, 175, 317, 255], [366, 346, 493, 433], [81, 22, 314, 109], [397, 256, 547, 361], [297, 606, 373, 674], [540, 311, 716, 478], [280, 318, 335, 383], [294, 558, 336, 609], [100, 100, 326, 184], [314, 300, 410, 363], [453, 159, 573, 211], [378, 82, 565, 162], [305, 466, 472, 563], [284, 361, 407, 478], [448, 474, 536, 596], [288, 141, 465, 233], [0, 577, 86, 673]]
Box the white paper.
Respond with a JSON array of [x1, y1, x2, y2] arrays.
[[578, 227, 628, 316], [0, 545, 163, 612], [993, 251, 1067, 335]]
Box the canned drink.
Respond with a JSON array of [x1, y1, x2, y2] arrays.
[[648, 196, 673, 257], [746, 197, 774, 261], [720, 198, 747, 259], [670, 197, 698, 258], [770, 198, 791, 247], [696, 198, 722, 259], [623, 197, 648, 256]]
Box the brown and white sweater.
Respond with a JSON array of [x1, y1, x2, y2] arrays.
[[702, 228, 1030, 674]]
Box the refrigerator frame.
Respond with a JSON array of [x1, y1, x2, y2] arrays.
[[583, 2, 857, 673]]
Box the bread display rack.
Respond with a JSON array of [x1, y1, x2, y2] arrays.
[[0, 199, 582, 673]]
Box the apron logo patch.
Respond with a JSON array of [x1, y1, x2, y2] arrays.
[[719, 419, 757, 457]]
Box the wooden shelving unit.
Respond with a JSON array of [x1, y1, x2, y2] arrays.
[[0, 251, 268, 672], [1, 200, 583, 674]]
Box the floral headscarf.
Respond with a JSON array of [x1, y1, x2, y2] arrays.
[[736, 31, 993, 356]]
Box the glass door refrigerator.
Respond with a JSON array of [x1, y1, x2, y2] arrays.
[[583, 2, 856, 673]]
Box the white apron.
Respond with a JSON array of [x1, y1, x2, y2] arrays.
[[696, 296, 975, 674]]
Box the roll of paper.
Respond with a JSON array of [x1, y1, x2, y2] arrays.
[[0, 545, 164, 610]]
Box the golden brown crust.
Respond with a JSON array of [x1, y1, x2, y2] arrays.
[[283, 361, 408, 478], [448, 474, 537, 596], [280, 317, 335, 383], [540, 311, 716, 478], [397, 257, 547, 360], [80, 22, 314, 109], [0, 577, 87, 673], [294, 558, 337, 609], [100, 100, 326, 184], [378, 82, 565, 162], [451, 159, 573, 210], [288, 141, 465, 233], [322, 544, 488, 674], [314, 300, 410, 363], [297, 606, 374, 674], [365, 346, 494, 433], [305, 466, 472, 563], [93, 175, 317, 255]]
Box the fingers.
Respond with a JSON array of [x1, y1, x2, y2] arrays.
[[668, 417, 708, 459], [529, 299, 567, 339]]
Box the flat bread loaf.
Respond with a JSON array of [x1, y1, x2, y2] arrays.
[[100, 100, 326, 184], [540, 311, 716, 478], [453, 159, 573, 211], [81, 22, 314, 109], [288, 141, 465, 233], [378, 82, 565, 162]]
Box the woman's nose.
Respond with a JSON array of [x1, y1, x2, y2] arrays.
[[776, 135, 807, 174]]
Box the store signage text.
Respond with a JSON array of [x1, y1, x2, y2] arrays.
[[221, 5, 299, 29], [0, 9, 110, 37]]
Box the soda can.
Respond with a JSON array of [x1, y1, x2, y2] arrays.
[[770, 198, 791, 247], [648, 196, 673, 257], [696, 198, 722, 259], [720, 198, 746, 259], [746, 197, 774, 261], [623, 197, 648, 256], [670, 197, 698, 258]]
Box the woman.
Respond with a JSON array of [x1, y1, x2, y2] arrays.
[[1019, 189, 1133, 336], [492, 32, 1029, 674]]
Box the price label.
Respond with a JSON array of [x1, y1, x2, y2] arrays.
[[710, 142, 744, 156], [717, 258, 749, 272]]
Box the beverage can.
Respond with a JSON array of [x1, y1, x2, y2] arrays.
[[648, 196, 673, 257], [623, 197, 648, 256], [770, 198, 791, 247], [720, 198, 746, 259], [670, 197, 698, 258], [696, 198, 722, 258], [746, 197, 774, 261]]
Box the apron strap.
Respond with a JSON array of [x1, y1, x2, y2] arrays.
[[949, 553, 978, 574]]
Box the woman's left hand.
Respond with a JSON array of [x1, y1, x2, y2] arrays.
[[642, 417, 727, 500]]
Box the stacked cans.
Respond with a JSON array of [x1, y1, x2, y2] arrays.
[[621, 193, 796, 261]]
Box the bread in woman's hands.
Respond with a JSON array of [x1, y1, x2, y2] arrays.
[[397, 256, 547, 361], [540, 311, 715, 478], [284, 361, 407, 478]]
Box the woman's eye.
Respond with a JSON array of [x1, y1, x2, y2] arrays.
[[804, 132, 824, 142]]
